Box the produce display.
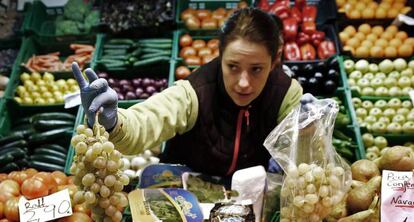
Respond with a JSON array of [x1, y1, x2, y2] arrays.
[[0, 111, 75, 173], [121, 150, 160, 181], [14, 72, 79, 105], [362, 133, 414, 161], [353, 98, 414, 134], [101, 0, 174, 33], [0, 75, 10, 98], [23, 44, 94, 73], [0, 49, 19, 74], [345, 58, 414, 97], [339, 24, 413, 58], [0, 11, 22, 39], [336, 0, 412, 19], [96, 38, 172, 70], [178, 34, 219, 66], [70, 122, 129, 222], [97, 72, 168, 100], [180, 1, 248, 30]]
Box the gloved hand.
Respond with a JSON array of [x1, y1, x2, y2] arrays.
[[72, 62, 118, 130]]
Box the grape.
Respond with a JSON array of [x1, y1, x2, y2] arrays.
[[119, 174, 129, 186], [112, 211, 122, 222], [106, 160, 118, 172], [84, 128, 94, 137], [100, 185, 111, 198], [93, 157, 107, 169], [91, 183, 101, 193], [82, 173, 96, 187], [105, 205, 116, 217], [92, 142, 103, 155], [73, 191, 85, 204], [99, 198, 110, 208], [85, 191, 96, 204], [113, 181, 124, 192], [104, 175, 116, 187], [118, 194, 128, 208], [109, 195, 120, 206], [104, 217, 113, 222], [76, 124, 86, 134], [103, 141, 114, 153]]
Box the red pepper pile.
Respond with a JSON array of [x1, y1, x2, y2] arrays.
[[258, 0, 337, 61]]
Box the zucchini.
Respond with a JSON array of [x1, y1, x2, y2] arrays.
[[0, 147, 28, 156], [33, 120, 74, 132], [10, 128, 36, 138], [141, 48, 165, 54], [140, 51, 171, 60], [0, 163, 20, 173], [0, 134, 24, 146], [101, 55, 128, 60], [16, 158, 30, 168], [103, 44, 131, 50], [42, 144, 68, 154], [31, 155, 66, 166], [103, 49, 128, 55], [29, 161, 64, 172], [0, 154, 14, 168], [31, 112, 76, 122], [108, 39, 135, 45], [15, 116, 32, 126], [0, 148, 27, 160], [34, 148, 67, 160], [103, 63, 128, 69], [133, 56, 170, 67], [0, 140, 27, 150], [138, 39, 172, 44], [139, 43, 172, 49], [130, 48, 142, 57], [28, 127, 73, 145]]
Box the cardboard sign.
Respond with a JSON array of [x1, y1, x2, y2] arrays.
[[19, 189, 73, 222], [381, 170, 414, 222]]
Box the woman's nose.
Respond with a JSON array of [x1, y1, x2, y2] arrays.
[[238, 71, 250, 88]]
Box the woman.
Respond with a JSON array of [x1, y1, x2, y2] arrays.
[[72, 8, 303, 177]]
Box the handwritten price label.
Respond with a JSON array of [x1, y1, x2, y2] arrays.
[[19, 189, 73, 222]]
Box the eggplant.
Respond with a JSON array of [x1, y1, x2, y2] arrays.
[[314, 72, 324, 82], [326, 69, 340, 82], [324, 80, 337, 95], [303, 64, 314, 76], [316, 61, 327, 72], [307, 77, 319, 95], [290, 65, 300, 73]]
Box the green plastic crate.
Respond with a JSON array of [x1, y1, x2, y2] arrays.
[[23, 1, 99, 43]]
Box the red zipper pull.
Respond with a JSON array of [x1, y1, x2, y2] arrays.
[[244, 109, 250, 127]]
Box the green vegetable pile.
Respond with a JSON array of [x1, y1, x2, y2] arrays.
[[333, 96, 351, 128], [55, 0, 99, 35], [186, 174, 225, 203]]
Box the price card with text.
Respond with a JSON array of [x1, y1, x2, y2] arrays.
[[381, 170, 414, 222], [19, 189, 73, 222]]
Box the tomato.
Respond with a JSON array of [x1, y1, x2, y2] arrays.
[[207, 39, 220, 50], [179, 46, 197, 59], [0, 174, 8, 182], [51, 171, 68, 186], [198, 47, 212, 57], [0, 201, 4, 219], [192, 39, 206, 50], [180, 34, 193, 48], [181, 8, 196, 21], [201, 18, 217, 30], [185, 16, 200, 29], [202, 54, 217, 65], [32, 172, 57, 192], [196, 9, 211, 20], [0, 180, 20, 203], [58, 212, 92, 222], [4, 197, 19, 222], [8, 171, 28, 185], [67, 176, 74, 184], [24, 168, 38, 178], [74, 204, 91, 216], [21, 178, 48, 200], [185, 55, 202, 66], [175, 66, 191, 80]]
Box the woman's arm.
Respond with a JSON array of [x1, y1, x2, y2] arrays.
[[109, 80, 199, 155], [277, 79, 303, 124]]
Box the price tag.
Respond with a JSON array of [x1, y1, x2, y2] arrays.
[[409, 90, 414, 106], [392, 14, 414, 26], [64, 91, 81, 109], [19, 189, 73, 222]]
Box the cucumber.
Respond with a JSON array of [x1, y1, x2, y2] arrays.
[[141, 48, 165, 54], [101, 55, 128, 60], [31, 112, 76, 122], [16, 158, 30, 168], [29, 161, 64, 172], [28, 127, 73, 145], [140, 51, 171, 60], [0, 147, 28, 156], [103, 44, 131, 50], [0, 140, 27, 150], [0, 154, 14, 168], [130, 48, 142, 57], [34, 148, 67, 160], [10, 128, 35, 138], [31, 155, 66, 166], [15, 116, 32, 126], [33, 120, 74, 132], [103, 49, 128, 55], [0, 163, 20, 173], [0, 134, 24, 146], [139, 43, 172, 49], [138, 39, 172, 44], [0, 148, 27, 159], [108, 39, 135, 45], [42, 144, 68, 154], [133, 56, 170, 67], [103, 63, 128, 69]]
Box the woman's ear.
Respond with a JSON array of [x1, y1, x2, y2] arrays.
[[271, 45, 283, 70]]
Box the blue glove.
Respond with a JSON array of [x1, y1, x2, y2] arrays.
[[72, 62, 118, 130], [268, 158, 283, 173]]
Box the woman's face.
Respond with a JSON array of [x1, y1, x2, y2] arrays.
[[221, 38, 276, 107]]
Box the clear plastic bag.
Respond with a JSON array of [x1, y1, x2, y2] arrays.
[[264, 98, 352, 222]]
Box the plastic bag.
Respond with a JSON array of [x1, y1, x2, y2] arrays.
[[263, 98, 352, 222]]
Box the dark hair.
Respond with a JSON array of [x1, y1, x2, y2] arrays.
[[219, 8, 282, 61]]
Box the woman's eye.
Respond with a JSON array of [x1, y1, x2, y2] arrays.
[[252, 67, 262, 73], [228, 64, 238, 71]]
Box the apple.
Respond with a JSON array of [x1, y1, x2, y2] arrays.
[[378, 116, 391, 124], [349, 70, 363, 80], [356, 107, 368, 118], [364, 73, 375, 80], [369, 107, 382, 118], [392, 114, 406, 124], [379, 59, 394, 74], [397, 107, 410, 116], [357, 78, 371, 88], [398, 76, 411, 88], [362, 100, 374, 110], [371, 78, 383, 88], [411, 76, 414, 87], [365, 115, 377, 125], [355, 59, 370, 73], [362, 133, 375, 147], [351, 86, 361, 93], [384, 77, 397, 88], [375, 87, 389, 96], [386, 122, 402, 134], [374, 100, 388, 110], [401, 68, 413, 77], [374, 136, 388, 149], [375, 72, 386, 80], [383, 108, 397, 118], [388, 98, 402, 109], [344, 59, 355, 73], [393, 58, 407, 71], [367, 146, 380, 154], [407, 111, 414, 121], [402, 100, 413, 109], [361, 87, 375, 96], [352, 97, 362, 108], [409, 60, 414, 70], [388, 71, 401, 79], [389, 86, 402, 97], [356, 117, 363, 124], [348, 78, 356, 86], [369, 63, 379, 73], [371, 122, 387, 133], [402, 87, 413, 95], [402, 121, 414, 133]]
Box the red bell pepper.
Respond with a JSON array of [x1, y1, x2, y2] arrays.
[[284, 41, 301, 61], [317, 40, 336, 59], [269, 1, 290, 20], [301, 21, 316, 35], [302, 5, 317, 23], [295, 0, 307, 10], [300, 43, 316, 60], [290, 7, 302, 24], [283, 18, 298, 41], [257, 0, 270, 11], [311, 31, 325, 47], [297, 32, 310, 46]]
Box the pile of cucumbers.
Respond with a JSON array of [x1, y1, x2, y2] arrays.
[[96, 38, 172, 69], [0, 112, 75, 173]]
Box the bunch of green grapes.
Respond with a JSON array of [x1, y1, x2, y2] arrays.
[[70, 122, 129, 222]]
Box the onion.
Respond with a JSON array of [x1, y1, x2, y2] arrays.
[[98, 72, 108, 78], [112, 87, 121, 93], [142, 78, 152, 87], [135, 88, 144, 98], [131, 157, 147, 170], [117, 93, 124, 100], [119, 79, 130, 86], [185, 55, 202, 66], [132, 78, 142, 87], [107, 78, 118, 87], [122, 84, 134, 92], [202, 54, 216, 65], [196, 9, 212, 20], [180, 34, 193, 47], [207, 39, 220, 50], [179, 46, 197, 59], [201, 18, 217, 30], [181, 8, 196, 21], [146, 86, 157, 95], [192, 39, 206, 50], [185, 16, 200, 29], [125, 91, 137, 100], [140, 93, 150, 99], [198, 47, 212, 57]]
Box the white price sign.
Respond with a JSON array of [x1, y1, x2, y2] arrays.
[[19, 189, 73, 222], [409, 90, 414, 106]]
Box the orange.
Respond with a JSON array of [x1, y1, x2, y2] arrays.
[[358, 24, 371, 35], [371, 26, 384, 36], [362, 8, 375, 19], [348, 10, 361, 19], [387, 8, 400, 18], [356, 46, 370, 58], [343, 46, 355, 55], [380, 32, 394, 41], [398, 44, 413, 57], [395, 31, 408, 41], [336, 0, 346, 7], [376, 7, 387, 18], [385, 46, 398, 57], [401, 6, 412, 14], [375, 39, 388, 48], [355, 32, 366, 41], [370, 46, 385, 57], [347, 38, 361, 48], [339, 32, 350, 44], [386, 25, 399, 35], [389, 38, 403, 48], [361, 40, 374, 48], [379, 2, 391, 10], [355, 2, 366, 11], [393, 3, 405, 10], [344, 25, 357, 36], [404, 38, 414, 47], [368, 2, 378, 9], [366, 33, 378, 42]]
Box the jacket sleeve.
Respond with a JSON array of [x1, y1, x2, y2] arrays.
[[108, 80, 199, 155], [277, 79, 303, 124]]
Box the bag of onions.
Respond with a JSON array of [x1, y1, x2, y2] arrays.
[[264, 98, 352, 222]]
